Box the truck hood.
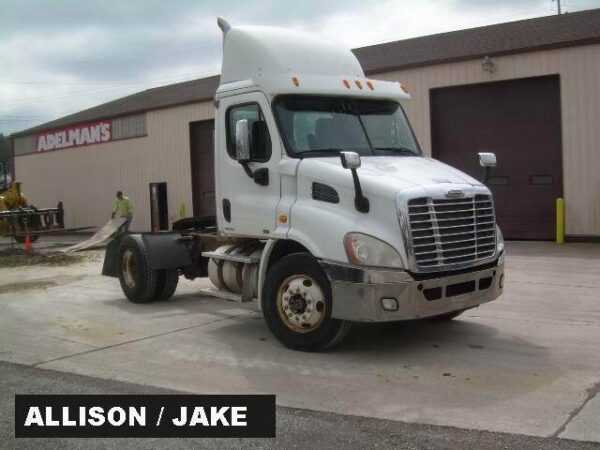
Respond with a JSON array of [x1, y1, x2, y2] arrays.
[[297, 156, 482, 198]]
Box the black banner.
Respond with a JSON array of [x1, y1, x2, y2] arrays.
[[15, 395, 275, 438]]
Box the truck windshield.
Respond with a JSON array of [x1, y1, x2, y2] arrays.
[[274, 95, 421, 157]]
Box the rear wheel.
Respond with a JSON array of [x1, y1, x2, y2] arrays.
[[153, 269, 179, 301], [118, 234, 157, 303], [262, 253, 351, 351]]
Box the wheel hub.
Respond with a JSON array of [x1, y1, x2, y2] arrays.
[[288, 294, 307, 314], [277, 275, 326, 333], [122, 249, 138, 289]]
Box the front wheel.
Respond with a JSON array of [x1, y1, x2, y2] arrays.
[[262, 253, 351, 351]]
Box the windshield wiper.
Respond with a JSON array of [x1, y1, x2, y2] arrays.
[[374, 147, 418, 156], [296, 148, 344, 158]]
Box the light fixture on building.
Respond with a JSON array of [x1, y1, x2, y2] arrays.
[[481, 56, 496, 73]]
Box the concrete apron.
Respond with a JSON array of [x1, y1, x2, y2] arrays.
[[0, 242, 599, 443]]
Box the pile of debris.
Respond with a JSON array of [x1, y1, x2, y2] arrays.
[[0, 248, 87, 268]]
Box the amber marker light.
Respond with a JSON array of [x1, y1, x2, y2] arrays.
[[279, 215, 288, 224], [399, 83, 409, 94], [343, 79, 351, 89], [292, 77, 300, 87], [354, 80, 363, 89], [366, 81, 374, 90]]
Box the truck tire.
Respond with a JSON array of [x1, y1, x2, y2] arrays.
[[262, 253, 351, 351], [153, 269, 179, 301], [118, 234, 157, 303]]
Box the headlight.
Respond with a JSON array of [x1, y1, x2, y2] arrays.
[[344, 233, 403, 268], [496, 225, 504, 254]]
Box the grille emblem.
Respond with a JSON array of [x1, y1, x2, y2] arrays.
[[445, 189, 464, 198]]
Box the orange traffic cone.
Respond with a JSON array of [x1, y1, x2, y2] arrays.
[[24, 232, 33, 252]]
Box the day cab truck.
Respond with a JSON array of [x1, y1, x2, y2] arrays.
[[103, 18, 505, 351]]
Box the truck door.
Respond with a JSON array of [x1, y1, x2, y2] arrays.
[[216, 92, 281, 237]]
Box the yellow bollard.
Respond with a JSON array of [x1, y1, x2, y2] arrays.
[[179, 204, 186, 219], [556, 198, 565, 244]]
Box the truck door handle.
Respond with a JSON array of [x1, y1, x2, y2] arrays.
[[222, 199, 231, 222]]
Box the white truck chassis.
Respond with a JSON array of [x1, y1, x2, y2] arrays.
[[102, 17, 505, 351]]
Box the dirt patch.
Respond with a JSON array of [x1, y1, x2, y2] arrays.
[[0, 248, 86, 267], [0, 280, 57, 294]]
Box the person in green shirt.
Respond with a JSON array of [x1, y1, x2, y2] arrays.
[[111, 191, 133, 231]]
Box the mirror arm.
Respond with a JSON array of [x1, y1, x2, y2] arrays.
[[240, 161, 255, 179], [240, 161, 269, 186], [482, 166, 491, 184], [350, 169, 369, 213]]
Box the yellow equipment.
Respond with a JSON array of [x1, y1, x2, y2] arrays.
[[0, 162, 64, 243]]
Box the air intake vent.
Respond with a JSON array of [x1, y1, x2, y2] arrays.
[[408, 194, 496, 270], [312, 182, 339, 204]]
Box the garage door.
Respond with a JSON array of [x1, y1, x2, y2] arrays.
[[189, 120, 216, 217], [431, 75, 562, 240]]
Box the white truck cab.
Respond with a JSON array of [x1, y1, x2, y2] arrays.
[[103, 18, 505, 351]]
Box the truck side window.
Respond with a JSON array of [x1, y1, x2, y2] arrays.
[[226, 103, 272, 162]]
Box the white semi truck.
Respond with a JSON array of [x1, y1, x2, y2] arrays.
[[103, 18, 505, 351]]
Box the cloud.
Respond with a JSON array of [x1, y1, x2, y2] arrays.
[[0, 0, 598, 134]]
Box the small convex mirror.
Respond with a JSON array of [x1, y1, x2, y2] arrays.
[[478, 152, 497, 168], [340, 151, 361, 169], [235, 119, 251, 162]]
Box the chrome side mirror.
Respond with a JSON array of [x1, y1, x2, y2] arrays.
[[235, 119, 251, 162], [478, 152, 497, 168], [477, 152, 497, 185], [340, 151, 361, 169], [340, 151, 369, 213]]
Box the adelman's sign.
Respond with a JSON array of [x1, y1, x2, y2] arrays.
[[36, 120, 112, 152]]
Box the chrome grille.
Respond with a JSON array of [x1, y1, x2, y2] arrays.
[[407, 194, 496, 270]]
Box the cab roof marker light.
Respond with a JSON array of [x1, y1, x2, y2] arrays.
[[343, 79, 351, 89], [354, 80, 363, 89], [366, 80, 374, 90], [292, 76, 300, 87], [399, 83, 409, 94]]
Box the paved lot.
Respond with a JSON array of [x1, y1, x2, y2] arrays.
[[0, 239, 599, 446], [2, 361, 596, 450]]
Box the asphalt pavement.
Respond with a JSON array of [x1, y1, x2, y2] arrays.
[[2, 361, 598, 450]]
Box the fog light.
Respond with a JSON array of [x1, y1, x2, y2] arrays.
[[499, 274, 505, 289], [381, 298, 398, 311]]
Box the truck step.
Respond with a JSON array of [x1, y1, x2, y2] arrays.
[[202, 251, 260, 264], [197, 287, 256, 303]]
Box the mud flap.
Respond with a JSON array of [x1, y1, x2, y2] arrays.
[[102, 234, 126, 278]]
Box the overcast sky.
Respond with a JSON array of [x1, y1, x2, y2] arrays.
[[1, 0, 598, 135]]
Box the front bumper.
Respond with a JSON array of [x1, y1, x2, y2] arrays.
[[321, 256, 504, 322]]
